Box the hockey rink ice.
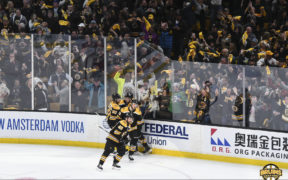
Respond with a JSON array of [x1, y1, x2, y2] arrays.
[[0, 144, 287, 179]]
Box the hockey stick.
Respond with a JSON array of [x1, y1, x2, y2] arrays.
[[95, 112, 111, 134], [98, 125, 110, 134]]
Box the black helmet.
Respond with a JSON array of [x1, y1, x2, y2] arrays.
[[125, 92, 133, 99], [125, 113, 134, 119], [112, 93, 121, 101], [131, 99, 138, 104]]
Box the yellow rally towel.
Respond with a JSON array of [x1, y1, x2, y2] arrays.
[[178, 56, 183, 63], [233, 16, 241, 21], [199, 32, 204, 39], [161, 70, 172, 75], [136, 40, 144, 47], [187, 49, 196, 60], [61, 9, 68, 20], [143, 16, 151, 31], [112, 24, 120, 31], [86, 0, 96, 6], [59, 20, 69, 26], [266, 66, 271, 75], [242, 31, 248, 45]]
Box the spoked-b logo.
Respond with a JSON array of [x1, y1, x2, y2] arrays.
[[210, 128, 231, 153]]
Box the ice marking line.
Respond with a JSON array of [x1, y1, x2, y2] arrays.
[[143, 133, 189, 140]]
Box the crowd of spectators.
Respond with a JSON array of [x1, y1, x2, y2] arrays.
[[0, 0, 287, 131]]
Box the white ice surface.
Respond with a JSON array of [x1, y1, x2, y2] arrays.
[[0, 143, 286, 179]]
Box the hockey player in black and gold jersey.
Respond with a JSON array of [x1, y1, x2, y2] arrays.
[[106, 93, 122, 129], [97, 114, 134, 170], [119, 92, 133, 108], [119, 99, 151, 161]]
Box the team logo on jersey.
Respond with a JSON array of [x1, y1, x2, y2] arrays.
[[260, 164, 282, 180]]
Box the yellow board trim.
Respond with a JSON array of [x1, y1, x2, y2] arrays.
[[0, 138, 287, 169], [151, 148, 288, 169]]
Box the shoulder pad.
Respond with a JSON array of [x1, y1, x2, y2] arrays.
[[119, 100, 125, 105], [111, 102, 120, 110], [119, 120, 128, 127], [134, 108, 142, 115], [121, 107, 129, 113]]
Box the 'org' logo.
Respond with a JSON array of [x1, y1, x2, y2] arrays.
[[210, 128, 230, 146]]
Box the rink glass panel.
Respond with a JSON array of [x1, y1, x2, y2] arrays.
[[33, 34, 71, 112], [0, 33, 287, 133], [1, 34, 32, 110], [70, 35, 104, 114], [171, 61, 244, 126], [136, 41, 172, 120], [245, 65, 288, 132], [106, 37, 135, 110]]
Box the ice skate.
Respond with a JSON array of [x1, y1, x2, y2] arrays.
[[128, 155, 134, 161], [97, 164, 103, 171], [112, 162, 121, 169]]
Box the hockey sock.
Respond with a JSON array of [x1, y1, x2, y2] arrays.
[[113, 154, 122, 163], [99, 155, 107, 165], [129, 145, 136, 155]]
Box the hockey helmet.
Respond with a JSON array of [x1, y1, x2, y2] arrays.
[[125, 113, 134, 123], [125, 92, 133, 99], [112, 93, 121, 101]]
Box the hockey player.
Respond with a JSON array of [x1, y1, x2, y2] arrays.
[[107, 93, 122, 129], [120, 99, 151, 161], [119, 92, 133, 108], [97, 114, 134, 170]]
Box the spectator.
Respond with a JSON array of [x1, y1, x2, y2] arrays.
[[0, 78, 10, 109], [48, 65, 72, 91], [8, 79, 21, 106], [159, 21, 173, 57], [55, 79, 69, 112], [34, 81, 48, 111], [257, 51, 279, 66], [85, 76, 105, 113], [72, 81, 87, 112], [10, 9, 28, 33]]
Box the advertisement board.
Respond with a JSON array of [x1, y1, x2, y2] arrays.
[[0, 111, 287, 167], [202, 126, 288, 163], [142, 120, 201, 152], [0, 111, 107, 144]]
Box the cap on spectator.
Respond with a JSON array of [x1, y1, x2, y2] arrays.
[[78, 23, 85, 27], [266, 51, 273, 56], [148, 14, 154, 20], [90, 20, 96, 24]]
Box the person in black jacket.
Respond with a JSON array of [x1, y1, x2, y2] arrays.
[[34, 81, 48, 111], [194, 81, 218, 124]]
